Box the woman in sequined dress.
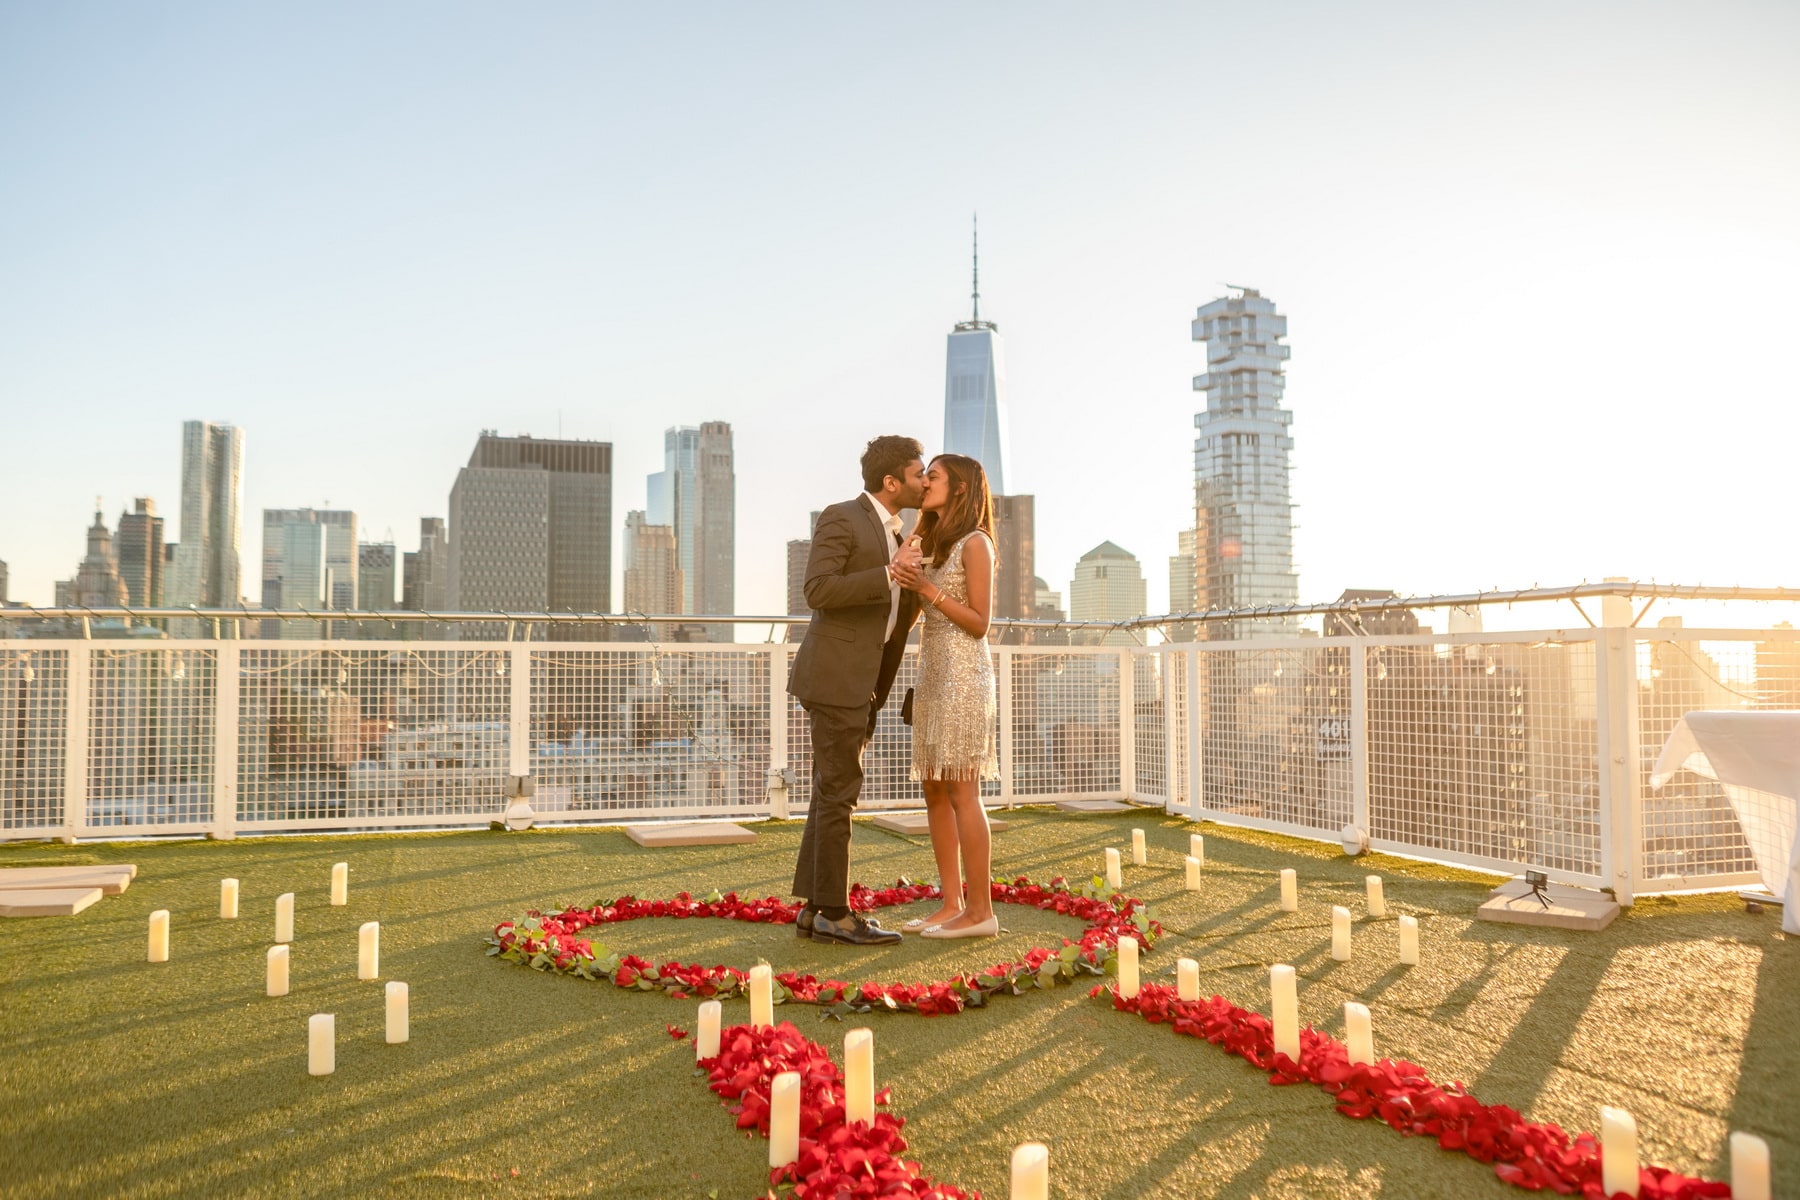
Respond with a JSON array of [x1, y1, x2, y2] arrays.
[[898, 453, 1000, 939]]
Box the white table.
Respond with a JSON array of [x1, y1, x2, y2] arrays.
[[1651, 711, 1800, 934]]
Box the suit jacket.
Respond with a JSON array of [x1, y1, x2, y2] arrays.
[[788, 494, 921, 711]]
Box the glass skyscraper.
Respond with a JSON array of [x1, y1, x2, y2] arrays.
[[942, 223, 1010, 493], [647, 422, 734, 640], [1191, 288, 1298, 639], [168, 420, 244, 611]]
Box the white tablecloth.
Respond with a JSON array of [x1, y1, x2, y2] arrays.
[[1650, 710, 1800, 934]]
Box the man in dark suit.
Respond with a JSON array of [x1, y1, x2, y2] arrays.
[[788, 435, 926, 946]]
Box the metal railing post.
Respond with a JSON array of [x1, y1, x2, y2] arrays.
[[61, 644, 92, 843], [1349, 641, 1370, 836], [1595, 628, 1639, 905], [767, 643, 788, 814], [996, 645, 1015, 807], [1185, 648, 1204, 819], [508, 643, 531, 782], [1117, 650, 1136, 801], [212, 644, 240, 840], [1163, 649, 1179, 813]]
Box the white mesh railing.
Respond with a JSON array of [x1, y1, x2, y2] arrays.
[[1632, 628, 1799, 888], [236, 645, 511, 828], [3, 622, 1794, 902], [0, 649, 67, 831]]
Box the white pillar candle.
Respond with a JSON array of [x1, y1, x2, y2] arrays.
[[844, 1028, 875, 1125], [1190, 833, 1205, 865], [1600, 1106, 1639, 1198], [1398, 915, 1420, 965], [1177, 957, 1200, 1002], [1131, 828, 1147, 866], [1270, 964, 1299, 1061], [1365, 875, 1387, 917], [1331, 905, 1352, 961], [220, 878, 239, 919], [358, 921, 379, 980], [1730, 1131, 1771, 1200], [769, 1071, 801, 1168], [749, 963, 773, 1029], [275, 892, 295, 943], [1279, 868, 1298, 912], [267, 945, 290, 996], [1010, 1142, 1049, 1200], [147, 910, 170, 963], [1104, 847, 1122, 890], [330, 862, 348, 906], [696, 1000, 722, 1060], [1117, 936, 1140, 999], [308, 1013, 334, 1076], [1184, 855, 1201, 891], [385, 981, 409, 1043], [1344, 1001, 1374, 1066]]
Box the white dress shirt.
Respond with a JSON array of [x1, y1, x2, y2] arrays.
[[862, 491, 903, 641]]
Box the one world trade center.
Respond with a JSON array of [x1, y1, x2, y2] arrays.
[[942, 217, 1010, 494]]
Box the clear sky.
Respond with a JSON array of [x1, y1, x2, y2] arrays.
[[2, 3, 1796, 627]]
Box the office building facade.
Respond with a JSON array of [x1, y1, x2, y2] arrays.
[[403, 518, 449, 611], [991, 494, 1037, 643], [357, 542, 398, 610], [449, 433, 612, 616], [622, 511, 682, 616], [262, 509, 358, 614], [1069, 541, 1146, 646], [116, 498, 165, 609]]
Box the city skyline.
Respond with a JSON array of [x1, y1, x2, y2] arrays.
[[2, 7, 1797, 625]]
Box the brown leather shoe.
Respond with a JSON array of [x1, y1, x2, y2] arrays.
[[810, 911, 902, 946], [795, 904, 816, 939]]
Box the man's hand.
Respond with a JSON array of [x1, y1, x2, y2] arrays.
[[891, 545, 924, 590]]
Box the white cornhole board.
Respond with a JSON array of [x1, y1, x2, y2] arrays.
[[1053, 800, 1133, 814], [869, 812, 1009, 835], [626, 822, 757, 847], [0, 887, 105, 917], [0, 866, 137, 895], [1477, 879, 1619, 932]]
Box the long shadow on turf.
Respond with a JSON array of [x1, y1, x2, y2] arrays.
[[1722, 929, 1799, 1195], [1463, 921, 1613, 1117]]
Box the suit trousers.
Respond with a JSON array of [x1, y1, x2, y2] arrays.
[[791, 698, 874, 908]]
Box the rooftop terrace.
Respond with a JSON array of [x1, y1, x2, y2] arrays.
[[1, 812, 1791, 1198]]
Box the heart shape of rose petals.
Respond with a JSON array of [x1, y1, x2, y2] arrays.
[[487, 875, 1161, 1016]]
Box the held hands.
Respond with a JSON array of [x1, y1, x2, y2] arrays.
[[892, 537, 926, 591]]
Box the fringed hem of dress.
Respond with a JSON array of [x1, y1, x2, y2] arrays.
[[909, 761, 1001, 784]]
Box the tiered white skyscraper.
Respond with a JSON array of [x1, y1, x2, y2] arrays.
[[942, 219, 1009, 493], [1191, 288, 1298, 637]]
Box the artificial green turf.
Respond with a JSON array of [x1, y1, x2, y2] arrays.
[[1, 812, 1794, 1199]]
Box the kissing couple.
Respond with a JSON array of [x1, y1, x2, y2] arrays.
[[787, 435, 1001, 947]]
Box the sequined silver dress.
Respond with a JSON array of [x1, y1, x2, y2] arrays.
[[911, 531, 999, 783]]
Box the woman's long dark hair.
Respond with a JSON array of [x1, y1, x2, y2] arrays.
[[916, 453, 995, 565]]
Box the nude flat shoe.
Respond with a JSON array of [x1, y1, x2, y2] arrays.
[[904, 912, 961, 932], [919, 915, 999, 939]]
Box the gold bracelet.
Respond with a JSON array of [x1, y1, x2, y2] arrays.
[[929, 588, 945, 609]]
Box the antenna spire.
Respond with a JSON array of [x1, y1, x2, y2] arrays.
[[971, 212, 980, 323]]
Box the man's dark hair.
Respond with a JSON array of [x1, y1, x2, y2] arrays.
[[860, 435, 924, 493]]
